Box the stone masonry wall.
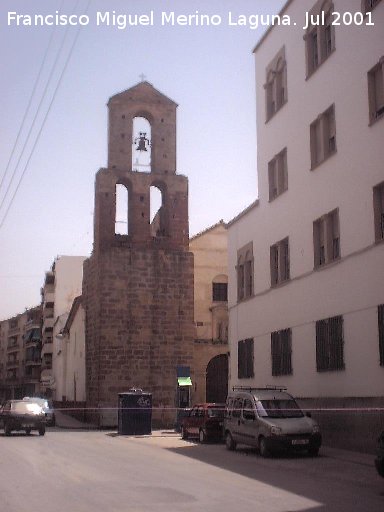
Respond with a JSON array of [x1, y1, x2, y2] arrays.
[[83, 246, 195, 425]]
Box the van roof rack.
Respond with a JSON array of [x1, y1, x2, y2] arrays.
[[232, 385, 287, 392]]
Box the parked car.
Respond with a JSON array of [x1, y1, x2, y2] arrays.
[[375, 430, 384, 477], [224, 386, 322, 457], [23, 397, 56, 426], [181, 403, 225, 442], [1, 399, 46, 436]]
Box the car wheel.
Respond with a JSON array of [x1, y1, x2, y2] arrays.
[[39, 426, 46, 436], [25, 428, 32, 435], [199, 429, 207, 443], [308, 446, 320, 457], [225, 431, 236, 451], [259, 437, 270, 458], [181, 426, 188, 440], [4, 424, 12, 436]]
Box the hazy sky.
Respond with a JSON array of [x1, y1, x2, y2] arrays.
[[0, 0, 285, 319]]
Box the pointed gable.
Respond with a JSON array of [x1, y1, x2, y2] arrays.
[[108, 81, 178, 107]]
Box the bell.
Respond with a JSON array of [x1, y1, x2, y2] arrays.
[[136, 132, 148, 152]]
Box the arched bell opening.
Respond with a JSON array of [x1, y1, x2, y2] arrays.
[[115, 183, 129, 235], [132, 116, 151, 172], [150, 182, 167, 237]]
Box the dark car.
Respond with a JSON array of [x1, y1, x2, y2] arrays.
[[375, 431, 384, 477], [181, 403, 225, 442], [1, 400, 46, 436], [23, 397, 56, 426]]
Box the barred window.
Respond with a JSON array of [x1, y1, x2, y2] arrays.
[[316, 316, 344, 371], [271, 328, 292, 376], [238, 338, 254, 379], [212, 282, 228, 302], [379, 305, 384, 366]]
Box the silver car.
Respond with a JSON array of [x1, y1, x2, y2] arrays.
[[224, 386, 321, 457], [23, 397, 56, 426]]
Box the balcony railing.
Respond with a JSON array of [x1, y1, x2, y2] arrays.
[[41, 345, 53, 359], [24, 376, 40, 383], [7, 342, 19, 352], [5, 375, 19, 382], [43, 317, 54, 331], [6, 360, 19, 368], [43, 291, 55, 305], [25, 357, 41, 366], [26, 313, 41, 326], [24, 377, 40, 383], [25, 339, 40, 349], [7, 325, 20, 335]]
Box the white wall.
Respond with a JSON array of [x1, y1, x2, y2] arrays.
[[54, 256, 86, 318], [52, 256, 86, 401], [65, 304, 86, 402], [228, 0, 384, 397]]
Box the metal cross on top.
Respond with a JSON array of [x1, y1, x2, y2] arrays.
[[139, 73, 146, 82]]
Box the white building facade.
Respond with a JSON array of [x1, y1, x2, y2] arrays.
[[40, 255, 86, 399], [62, 296, 86, 403], [228, 0, 384, 451]]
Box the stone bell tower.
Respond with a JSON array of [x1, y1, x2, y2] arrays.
[[83, 82, 195, 426]]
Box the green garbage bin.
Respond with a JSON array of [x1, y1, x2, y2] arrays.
[[118, 389, 152, 435]]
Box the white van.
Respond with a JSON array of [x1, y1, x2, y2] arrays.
[[224, 386, 321, 457]]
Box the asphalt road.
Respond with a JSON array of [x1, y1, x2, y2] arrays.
[[0, 429, 383, 512]]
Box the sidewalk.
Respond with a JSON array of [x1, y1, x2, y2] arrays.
[[54, 409, 98, 430]]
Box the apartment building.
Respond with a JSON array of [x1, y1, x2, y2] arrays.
[[40, 255, 86, 399], [0, 306, 42, 401], [228, 0, 384, 451]]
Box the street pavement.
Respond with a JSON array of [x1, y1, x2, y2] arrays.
[[1, 419, 383, 512], [54, 409, 375, 467]]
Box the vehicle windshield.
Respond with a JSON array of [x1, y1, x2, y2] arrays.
[[13, 402, 43, 414], [257, 399, 304, 418], [207, 407, 225, 419]]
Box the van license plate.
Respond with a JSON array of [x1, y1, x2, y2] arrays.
[[292, 439, 309, 445]]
